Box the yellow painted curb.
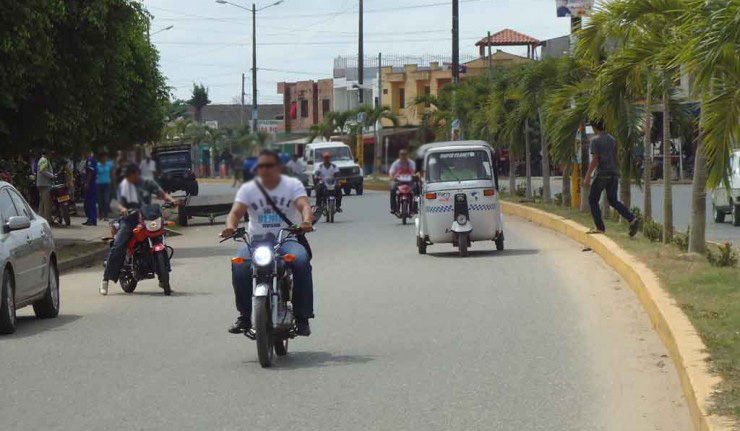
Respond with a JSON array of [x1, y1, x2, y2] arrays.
[[197, 178, 232, 184], [501, 201, 735, 431]]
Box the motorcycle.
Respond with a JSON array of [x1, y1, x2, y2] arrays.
[[316, 177, 344, 223], [394, 174, 418, 225], [106, 203, 175, 295], [221, 226, 305, 368], [50, 178, 72, 226]]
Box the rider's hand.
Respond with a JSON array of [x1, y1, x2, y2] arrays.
[[299, 221, 313, 233], [221, 227, 235, 238], [119, 208, 128, 216]]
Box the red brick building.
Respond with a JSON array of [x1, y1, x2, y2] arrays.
[[277, 79, 333, 133]]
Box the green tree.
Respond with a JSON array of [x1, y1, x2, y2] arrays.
[[188, 83, 211, 123]]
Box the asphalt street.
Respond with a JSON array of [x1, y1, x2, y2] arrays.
[[0, 187, 691, 430]]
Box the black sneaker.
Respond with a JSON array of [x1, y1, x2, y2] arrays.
[[336, 207, 343, 213], [228, 315, 251, 334], [296, 318, 311, 336], [629, 218, 641, 237]]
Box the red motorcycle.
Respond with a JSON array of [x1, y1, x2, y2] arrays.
[[50, 179, 72, 226], [107, 204, 175, 295], [394, 174, 418, 225]]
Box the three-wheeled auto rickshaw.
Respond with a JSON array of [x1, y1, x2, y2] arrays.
[[415, 141, 504, 257]]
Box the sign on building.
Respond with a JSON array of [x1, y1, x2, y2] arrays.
[[257, 120, 282, 136], [556, 0, 593, 17]]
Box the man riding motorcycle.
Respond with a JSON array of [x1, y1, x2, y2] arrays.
[[389, 149, 417, 214], [222, 149, 315, 336], [314, 152, 343, 213], [100, 163, 180, 295]]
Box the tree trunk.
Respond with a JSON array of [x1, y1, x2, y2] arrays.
[[524, 119, 533, 200], [562, 165, 571, 206], [662, 72, 674, 243], [373, 124, 382, 176], [643, 79, 653, 219], [538, 109, 552, 204], [509, 153, 516, 197], [619, 148, 631, 216], [688, 128, 707, 253]]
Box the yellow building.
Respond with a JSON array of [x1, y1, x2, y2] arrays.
[[379, 50, 533, 127]]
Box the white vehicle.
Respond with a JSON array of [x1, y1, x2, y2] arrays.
[[415, 141, 504, 257], [711, 149, 740, 226], [303, 142, 363, 196], [0, 181, 60, 334]]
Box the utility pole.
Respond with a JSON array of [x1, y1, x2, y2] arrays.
[[373, 52, 383, 175], [251, 3, 258, 134], [358, 0, 364, 105], [241, 73, 246, 127], [486, 31, 493, 81], [452, 0, 460, 84]]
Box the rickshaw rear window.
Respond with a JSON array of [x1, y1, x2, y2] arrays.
[[426, 150, 491, 183]]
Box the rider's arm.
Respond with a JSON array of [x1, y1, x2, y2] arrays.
[[223, 202, 248, 237], [389, 160, 399, 178], [294, 196, 314, 232]]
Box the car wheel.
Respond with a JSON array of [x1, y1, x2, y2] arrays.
[[178, 209, 189, 227], [356, 185, 363, 196], [343, 187, 352, 196], [713, 204, 725, 223], [733, 205, 740, 227], [33, 260, 60, 319], [0, 269, 16, 334]]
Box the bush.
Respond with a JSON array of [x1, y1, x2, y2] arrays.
[[672, 227, 690, 252], [515, 183, 526, 198], [706, 242, 738, 268], [642, 218, 663, 242], [630, 206, 642, 220]]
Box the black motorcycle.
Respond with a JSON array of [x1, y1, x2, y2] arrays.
[[221, 226, 305, 368]]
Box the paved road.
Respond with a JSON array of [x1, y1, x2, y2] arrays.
[[0, 190, 691, 430], [516, 177, 740, 244]]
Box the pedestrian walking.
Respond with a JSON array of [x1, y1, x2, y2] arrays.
[[139, 153, 157, 181], [83, 150, 98, 226], [36, 148, 55, 222], [96, 148, 114, 220], [584, 120, 640, 237]]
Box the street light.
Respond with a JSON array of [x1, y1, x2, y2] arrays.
[[216, 0, 284, 134], [150, 25, 174, 36]]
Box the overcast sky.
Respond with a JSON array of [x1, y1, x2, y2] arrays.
[[142, 0, 572, 104]]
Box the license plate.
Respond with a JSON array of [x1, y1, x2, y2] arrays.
[[339, 180, 347, 186], [57, 195, 70, 203]]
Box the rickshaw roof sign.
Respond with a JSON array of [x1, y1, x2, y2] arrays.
[[415, 140, 493, 159]]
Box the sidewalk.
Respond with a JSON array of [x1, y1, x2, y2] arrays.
[[52, 209, 111, 272]]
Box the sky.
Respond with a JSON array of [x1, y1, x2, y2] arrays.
[[142, 0, 572, 105]]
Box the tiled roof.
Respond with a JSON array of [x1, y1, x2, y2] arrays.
[[476, 29, 541, 46]]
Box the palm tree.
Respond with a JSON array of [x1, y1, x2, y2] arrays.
[[188, 83, 211, 123]]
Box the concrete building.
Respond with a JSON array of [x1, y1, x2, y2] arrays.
[[379, 50, 532, 127], [333, 56, 378, 113], [541, 35, 571, 59], [277, 79, 333, 133]]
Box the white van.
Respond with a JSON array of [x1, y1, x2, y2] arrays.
[[711, 149, 740, 226], [303, 142, 364, 195]]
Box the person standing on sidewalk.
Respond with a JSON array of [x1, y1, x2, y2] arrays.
[[36, 149, 55, 222], [83, 150, 98, 226], [96, 148, 114, 221], [584, 120, 640, 236], [139, 153, 157, 181]]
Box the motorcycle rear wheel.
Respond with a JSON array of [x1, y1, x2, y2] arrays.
[[61, 204, 71, 226], [254, 296, 274, 368], [274, 338, 288, 356]]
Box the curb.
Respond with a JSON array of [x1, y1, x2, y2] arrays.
[[58, 244, 109, 274], [501, 201, 735, 431]]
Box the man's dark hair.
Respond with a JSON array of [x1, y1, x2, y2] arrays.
[[258, 149, 282, 164], [591, 119, 605, 131], [123, 162, 140, 176]]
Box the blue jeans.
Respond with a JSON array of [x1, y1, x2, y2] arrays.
[[588, 175, 634, 232], [84, 183, 97, 225], [103, 219, 134, 282], [231, 240, 314, 320]]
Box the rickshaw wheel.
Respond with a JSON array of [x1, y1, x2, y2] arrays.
[[458, 233, 469, 257], [417, 237, 427, 255]]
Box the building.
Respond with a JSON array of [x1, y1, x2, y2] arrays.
[[333, 56, 379, 113], [379, 50, 532, 127], [186, 104, 283, 129], [540, 35, 571, 59], [277, 79, 333, 133]]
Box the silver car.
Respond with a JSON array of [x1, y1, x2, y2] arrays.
[[0, 181, 59, 334]]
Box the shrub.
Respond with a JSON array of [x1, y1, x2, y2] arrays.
[[515, 183, 526, 198], [672, 227, 690, 252], [554, 192, 563, 206], [706, 242, 738, 268], [642, 218, 663, 242], [630, 206, 642, 220]]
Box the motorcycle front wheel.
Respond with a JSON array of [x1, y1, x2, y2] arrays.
[[120, 273, 138, 293], [155, 251, 171, 296], [253, 296, 274, 368]]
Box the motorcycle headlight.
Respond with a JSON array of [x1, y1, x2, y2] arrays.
[[146, 219, 162, 231], [253, 246, 273, 267], [456, 214, 468, 225], [352, 167, 360, 174]]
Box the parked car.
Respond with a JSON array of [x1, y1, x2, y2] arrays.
[[711, 150, 740, 226], [0, 181, 59, 334], [153, 144, 199, 196], [303, 142, 364, 195]]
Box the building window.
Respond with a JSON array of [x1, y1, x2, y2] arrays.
[[383, 89, 388, 94], [322, 98, 331, 114], [300, 99, 309, 118], [399, 88, 405, 109]]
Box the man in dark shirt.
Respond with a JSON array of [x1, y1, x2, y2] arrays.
[[584, 120, 640, 236]]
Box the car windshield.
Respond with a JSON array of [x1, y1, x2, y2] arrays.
[[157, 152, 191, 170], [314, 147, 352, 162], [426, 150, 492, 183]]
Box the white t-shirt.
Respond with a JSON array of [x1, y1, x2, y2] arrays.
[[286, 159, 305, 175], [389, 159, 416, 178], [314, 163, 339, 180], [235, 175, 307, 237], [140, 159, 157, 180]]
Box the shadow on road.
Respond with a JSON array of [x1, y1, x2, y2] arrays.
[[111, 290, 213, 297], [8, 314, 83, 339], [427, 248, 539, 259], [245, 351, 374, 370]]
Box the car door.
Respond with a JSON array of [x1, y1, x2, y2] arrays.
[[7, 188, 48, 295], [0, 188, 35, 300]]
